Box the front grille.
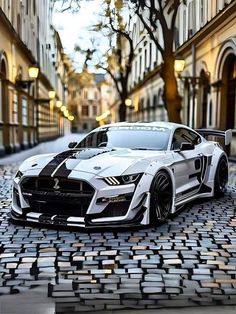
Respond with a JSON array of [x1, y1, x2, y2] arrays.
[[21, 177, 95, 217], [21, 177, 94, 194]]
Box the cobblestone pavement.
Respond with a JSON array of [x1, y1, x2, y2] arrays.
[[0, 165, 235, 313]]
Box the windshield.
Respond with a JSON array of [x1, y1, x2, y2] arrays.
[[77, 126, 170, 150]]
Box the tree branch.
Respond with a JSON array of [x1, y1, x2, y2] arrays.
[[99, 64, 122, 98], [135, 9, 164, 57], [171, 1, 180, 31]]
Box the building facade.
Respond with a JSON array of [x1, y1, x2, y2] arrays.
[[68, 69, 105, 132], [111, 0, 236, 156], [0, 0, 71, 156]]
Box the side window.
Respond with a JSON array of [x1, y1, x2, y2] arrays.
[[171, 128, 201, 150]]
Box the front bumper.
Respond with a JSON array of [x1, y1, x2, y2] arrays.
[[11, 174, 151, 228]]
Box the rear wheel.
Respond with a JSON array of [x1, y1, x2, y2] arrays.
[[214, 156, 228, 197], [150, 171, 173, 224]]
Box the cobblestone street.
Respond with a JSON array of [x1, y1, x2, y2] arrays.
[[0, 163, 235, 313]]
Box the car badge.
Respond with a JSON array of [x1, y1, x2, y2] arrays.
[[53, 178, 60, 190]]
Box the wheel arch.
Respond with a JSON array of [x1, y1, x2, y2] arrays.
[[208, 146, 228, 183], [148, 165, 176, 215]]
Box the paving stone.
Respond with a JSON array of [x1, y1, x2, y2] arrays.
[[0, 164, 236, 311]]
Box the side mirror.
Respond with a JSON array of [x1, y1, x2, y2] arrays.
[[68, 142, 78, 149], [180, 142, 194, 151]]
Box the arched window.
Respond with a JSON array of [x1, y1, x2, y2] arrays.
[[0, 52, 9, 123]]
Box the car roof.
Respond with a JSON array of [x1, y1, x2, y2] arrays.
[[95, 121, 189, 132]]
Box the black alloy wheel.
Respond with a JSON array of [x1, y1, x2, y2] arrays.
[[214, 156, 228, 197], [150, 170, 173, 224]]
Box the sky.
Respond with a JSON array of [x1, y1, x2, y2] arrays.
[[52, 0, 107, 72]]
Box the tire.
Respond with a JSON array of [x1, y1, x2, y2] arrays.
[[214, 156, 228, 197], [150, 170, 173, 224]]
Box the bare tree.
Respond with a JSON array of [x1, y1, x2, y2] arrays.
[[52, 0, 81, 12], [93, 0, 136, 122], [132, 0, 184, 123]]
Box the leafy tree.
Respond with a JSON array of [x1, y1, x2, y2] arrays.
[[132, 0, 184, 123]]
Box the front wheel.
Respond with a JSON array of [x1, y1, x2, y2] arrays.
[[214, 156, 228, 197], [150, 171, 173, 224]]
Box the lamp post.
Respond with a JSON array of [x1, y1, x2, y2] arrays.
[[125, 98, 134, 121], [15, 65, 39, 146], [16, 65, 39, 90], [174, 56, 210, 128]]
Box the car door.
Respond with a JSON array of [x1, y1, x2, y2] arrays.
[[171, 128, 204, 202]]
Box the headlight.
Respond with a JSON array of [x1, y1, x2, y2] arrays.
[[104, 173, 142, 186], [15, 170, 23, 179]]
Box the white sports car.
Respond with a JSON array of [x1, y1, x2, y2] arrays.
[[11, 122, 232, 228]]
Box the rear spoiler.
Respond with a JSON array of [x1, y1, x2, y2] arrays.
[[195, 129, 232, 146]]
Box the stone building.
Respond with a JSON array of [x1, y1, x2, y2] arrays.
[[111, 0, 236, 156], [68, 69, 105, 132], [0, 0, 71, 156]]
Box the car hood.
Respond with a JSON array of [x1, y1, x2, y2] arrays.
[[19, 147, 168, 177]]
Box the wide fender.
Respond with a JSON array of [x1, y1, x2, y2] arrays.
[[207, 144, 228, 183], [145, 161, 176, 214]]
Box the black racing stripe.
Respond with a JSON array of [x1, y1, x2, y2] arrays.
[[52, 159, 81, 178], [52, 162, 72, 178], [39, 150, 77, 177]]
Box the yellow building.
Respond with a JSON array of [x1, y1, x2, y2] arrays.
[[0, 0, 71, 156], [68, 69, 105, 132]]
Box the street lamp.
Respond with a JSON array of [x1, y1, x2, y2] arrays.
[[28, 66, 39, 80], [56, 100, 62, 108], [174, 56, 210, 127], [48, 90, 56, 99], [125, 98, 132, 107], [61, 105, 66, 112], [16, 65, 39, 89], [174, 58, 185, 75]]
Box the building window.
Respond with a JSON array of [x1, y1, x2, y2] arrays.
[[183, 8, 187, 41], [139, 55, 142, 77], [200, 0, 205, 25], [84, 90, 88, 99], [144, 49, 147, 70], [149, 42, 152, 68], [188, 1, 195, 37], [33, 0, 36, 15], [94, 91, 98, 99], [72, 90, 76, 98], [12, 92, 18, 124], [8, 89, 18, 124], [26, 0, 29, 14], [82, 105, 89, 116], [29, 102, 34, 125], [93, 106, 97, 116], [22, 98, 28, 126], [17, 14, 22, 37]]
